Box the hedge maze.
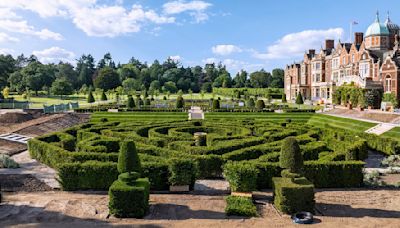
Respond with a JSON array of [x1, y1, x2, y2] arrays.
[[26, 111, 400, 194]]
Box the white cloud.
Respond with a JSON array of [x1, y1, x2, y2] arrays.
[[71, 4, 175, 37], [0, 32, 19, 43], [202, 57, 265, 73], [0, 1, 211, 38], [163, 0, 212, 23], [0, 48, 15, 55], [253, 28, 344, 60], [169, 55, 182, 61], [0, 19, 63, 40], [212, 44, 242, 56], [32, 47, 75, 64]]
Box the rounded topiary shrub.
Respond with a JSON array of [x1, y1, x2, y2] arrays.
[[144, 98, 151, 106], [127, 95, 135, 108], [118, 140, 141, 174], [176, 96, 184, 109], [256, 100, 265, 110], [279, 137, 303, 173], [212, 99, 220, 110]]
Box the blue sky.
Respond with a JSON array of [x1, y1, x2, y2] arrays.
[[1, 0, 400, 74]]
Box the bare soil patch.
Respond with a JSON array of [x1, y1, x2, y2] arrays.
[[0, 112, 33, 124], [1, 189, 399, 227], [0, 113, 89, 136], [0, 139, 26, 156], [0, 174, 52, 192]]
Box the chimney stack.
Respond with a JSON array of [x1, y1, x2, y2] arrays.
[[308, 49, 315, 56], [325, 39, 335, 49], [354, 32, 364, 45]]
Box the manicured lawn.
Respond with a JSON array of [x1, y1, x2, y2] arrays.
[[11, 94, 89, 109], [307, 114, 377, 133], [10, 93, 230, 109], [381, 127, 400, 139], [91, 112, 187, 123]]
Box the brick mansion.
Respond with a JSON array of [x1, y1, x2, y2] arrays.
[[284, 12, 400, 103]]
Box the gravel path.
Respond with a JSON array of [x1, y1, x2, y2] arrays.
[[1, 189, 399, 227]]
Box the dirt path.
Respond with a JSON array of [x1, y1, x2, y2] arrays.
[[1, 189, 399, 227]]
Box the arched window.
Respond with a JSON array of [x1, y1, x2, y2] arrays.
[[385, 75, 392, 92]]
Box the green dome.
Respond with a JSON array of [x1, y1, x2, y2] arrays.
[[365, 12, 389, 37]]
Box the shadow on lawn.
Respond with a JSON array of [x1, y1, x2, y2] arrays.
[[316, 202, 400, 218]]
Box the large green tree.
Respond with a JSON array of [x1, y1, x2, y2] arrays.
[[0, 54, 16, 89], [94, 67, 121, 91], [233, 70, 249, 88], [270, 68, 284, 88], [249, 70, 271, 88], [76, 54, 95, 87], [51, 78, 73, 97]]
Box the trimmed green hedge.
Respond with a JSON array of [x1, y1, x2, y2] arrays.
[[28, 113, 376, 191], [108, 177, 150, 218], [273, 177, 315, 214], [223, 162, 258, 192], [227, 160, 365, 189], [168, 158, 197, 187], [225, 196, 257, 217], [58, 161, 118, 190]]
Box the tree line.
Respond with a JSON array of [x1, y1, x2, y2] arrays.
[[0, 53, 284, 97]]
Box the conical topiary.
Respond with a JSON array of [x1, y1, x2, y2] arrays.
[[282, 93, 287, 103], [295, 93, 304, 105], [127, 95, 135, 108], [176, 95, 184, 108], [256, 99, 265, 110], [212, 99, 220, 109], [118, 140, 141, 174], [87, 90, 95, 103], [101, 91, 108, 101], [279, 137, 303, 174]]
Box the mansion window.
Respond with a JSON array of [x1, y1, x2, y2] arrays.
[[331, 58, 339, 69], [316, 73, 321, 82], [385, 76, 392, 93], [316, 63, 321, 70], [315, 88, 320, 98], [343, 57, 346, 65], [301, 75, 306, 85], [352, 54, 355, 63], [327, 88, 330, 99], [359, 63, 369, 78], [333, 72, 339, 82]]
